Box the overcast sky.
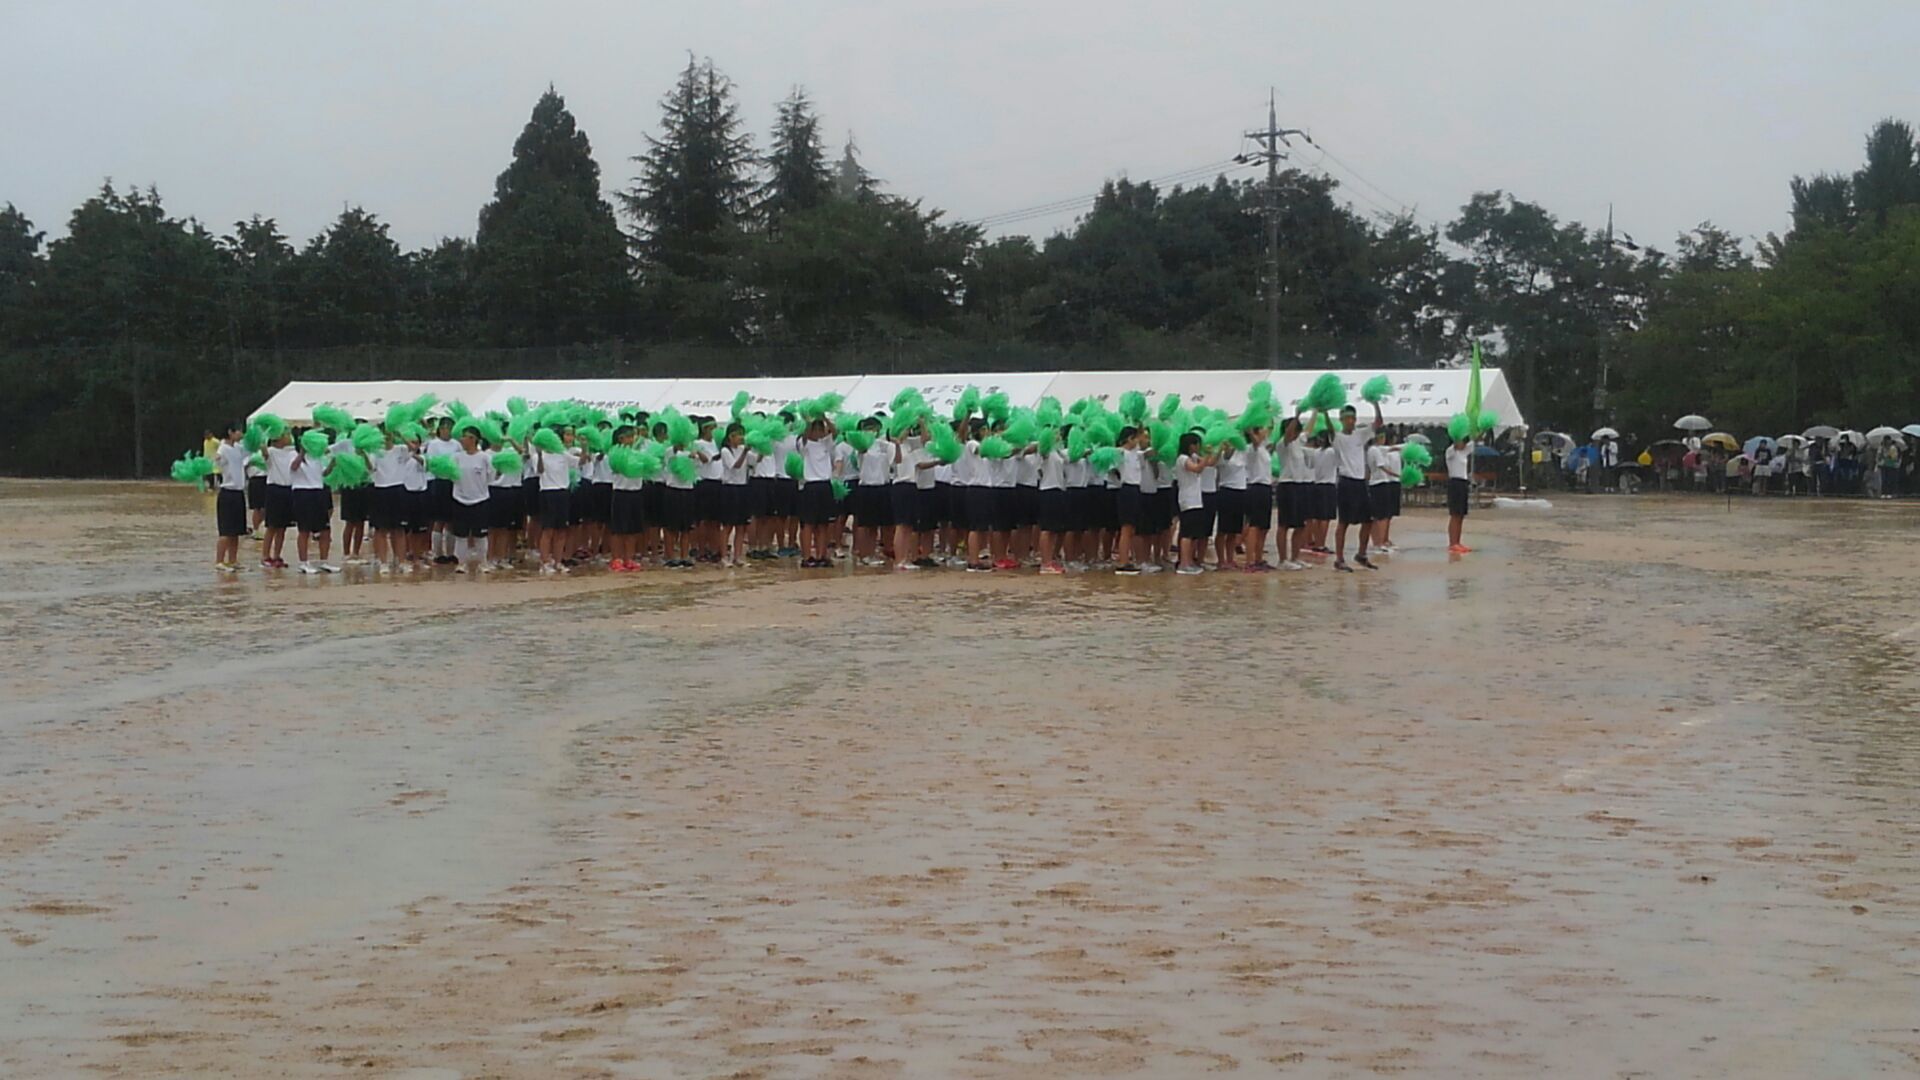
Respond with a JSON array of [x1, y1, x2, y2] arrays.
[[4, 1, 1916, 255]]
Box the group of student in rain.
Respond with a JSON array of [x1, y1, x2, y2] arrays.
[[175, 374, 1495, 579]]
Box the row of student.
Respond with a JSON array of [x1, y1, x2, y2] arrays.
[[202, 405, 1477, 575]]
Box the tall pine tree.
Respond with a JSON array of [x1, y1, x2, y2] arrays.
[[756, 88, 832, 228], [620, 56, 754, 341], [833, 134, 878, 202], [474, 87, 630, 345]]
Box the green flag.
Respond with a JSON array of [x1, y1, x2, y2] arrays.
[[1465, 341, 1485, 428]]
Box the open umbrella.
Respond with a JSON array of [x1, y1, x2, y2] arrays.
[[1473, 445, 1501, 458], [1701, 432, 1739, 451], [1403, 432, 1431, 446], [1673, 414, 1712, 431], [1803, 424, 1840, 440], [1903, 424, 1920, 439], [1835, 430, 1867, 448], [1865, 426, 1906, 444], [1592, 426, 1620, 440], [1744, 435, 1776, 456], [1534, 431, 1574, 451], [1776, 434, 1807, 449]]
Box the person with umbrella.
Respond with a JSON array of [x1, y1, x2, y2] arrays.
[[1876, 433, 1903, 499]]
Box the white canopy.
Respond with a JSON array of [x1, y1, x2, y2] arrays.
[[254, 367, 1525, 432]]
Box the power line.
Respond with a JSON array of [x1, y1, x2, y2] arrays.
[[967, 158, 1252, 230]]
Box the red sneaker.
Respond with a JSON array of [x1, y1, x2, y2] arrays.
[[993, 558, 1019, 571]]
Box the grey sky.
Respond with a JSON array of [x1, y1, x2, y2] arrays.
[[4, 1, 1916, 256]]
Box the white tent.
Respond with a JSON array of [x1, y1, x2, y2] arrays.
[[840, 372, 1060, 416], [253, 368, 1525, 432], [250, 380, 503, 425]]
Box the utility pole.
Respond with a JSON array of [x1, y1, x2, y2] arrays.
[[1243, 90, 1304, 368]]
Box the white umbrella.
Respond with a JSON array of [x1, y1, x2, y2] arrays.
[[1803, 424, 1840, 440], [1592, 426, 1620, 440], [1673, 414, 1712, 431], [1534, 431, 1574, 451], [1403, 433, 1431, 446], [1865, 426, 1906, 444], [1834, 430, 1867, 448], [1776, 434, 1807, 449], [1903, 424, 1920, 439]]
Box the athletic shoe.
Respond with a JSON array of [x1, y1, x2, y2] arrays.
[[913, 557, 938, 568], [993, 559, 1019, 571], [540, 563, 558, 575], [948, 556, 971, 569], [454, 564, 468, 574], [320, 562, 339, 573], [1114, 564, 1141, 576], [895, 561, 920, 571], [966, 562, 993, 573], [1333, 561, 1353, 573], [1281, 560, 1307, 571], [1066, 560, 1088, 572], [1140, 563, 1163, 574], [375, 563, 391, 575], [1355, 556, 1377, 571], [1177, 565, 1203, 576], [260, 559, 275, 569], [674, 560, 692, 570], [1039, 563, 1064, 575], [298, 562, 319, 575], [861, 556, 888, 567]]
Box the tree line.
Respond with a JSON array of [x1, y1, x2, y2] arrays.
[[3, 55, 1918, 476]]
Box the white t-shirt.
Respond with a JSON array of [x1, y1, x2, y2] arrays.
[[892, 442, 921, 485], [590, 451, 612, 484], [990, 456, 1017, 489], [372, 446, 409, 488], [216, 441, 249, 490], [1038, 448, 1066, 491], [1199, 462, 1217, 494], [1118, 448, 1145, 487], [832, 441, 857, 481], [721, 445, 755, 485], [1139, 456, 1159, 495], [1332, 422, 1374, 480], [1016, 452, 1040, 488], [1245, 443, 1272, 486], [694, 439, 723, 482], [933, 463, 954, 486], [1175, 454, 1206, 511], [401, 450, 427, 492], [1311, 446, 1338, 485], [800, 436, 835, 483], [1064, 457, 1089, 489], [1279, 438, 1309, 484], [537, 447, 573, 491], [1366, 445, 1389, 485], [1446, 443, 1473, 481], [957, 441, 983, 487], [1217, 449, 1247, 490], [490, 454, 519, 489], [264, 445, 295, 486], [452, 450, 492, 504], [425, 438, 459, 469], [664, 450, 695, 490], [859, 438, 895, 486], [290, 450, 325, 490]]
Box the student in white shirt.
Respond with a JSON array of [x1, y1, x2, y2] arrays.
[[607, 424, 648, 571], [400, 429, 431, 565], [370, 432, 413, 573], [534, 428, 576, 573], [1309, 431, 1338, 557], [1242, 424, 1274, 571], [1112, 426, 1149, 575], [796, 416, 839, 567], [425, 419, 460, 562], [487, 435, 524, 571], [852, 418, 895, 567], [449, 427, 494, 573], [1320, 399, 1385, 572], [1174, 433, 1221, 575], [692, 420, 723, 563], [260, 431, 296, 569], [212, 422, 249, 572], [1213, 440, 1248, 571], [289, 433, 337, 574], [1368, 434, 1404, 553], [1036, 435, 1071, 574], [717, 422, 757, 567], [1447, 432, 1475, 554], [890, 425, 931, 571]]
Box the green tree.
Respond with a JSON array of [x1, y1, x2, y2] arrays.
[[757, 87, 833, 227], [1851, 119, 1920, 227], [288, 206, 407, 347], [222, 215, 295, 352], [0, 204, 44, 346], [474, 87, 631, 345]]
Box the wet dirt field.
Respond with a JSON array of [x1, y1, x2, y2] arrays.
[[2, 479, 1917, 1077]]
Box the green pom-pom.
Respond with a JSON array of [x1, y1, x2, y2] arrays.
[[531, 429, 564, 454], [1066, 426, 1090, 461], [399, 421, 428, 444], [1238, 401, 1274, 432], [980, 435, 1013, 459], [492, 449, 523, 475], [891, 387, 926, 412], [452, 416, 481, 440], [981, 391, 1011, 424], [1037, 426, 1057, 455], [1035, 396, 1064, 427], [407, 393, 439, 421], [1156, 394, 1182, 422], [426, 453, 459, 481], [300, 430, 329, 456], [1309, 413, 1333, 436], [507, 412, 537, 444], [1067, 397, 1092, 417], [1476, 410, 1499, 434], [1447, 413, 1473, 442], [744, 420, 777, 455], [664, 410, 696, 448], [170, 453, 215, 483], [1400, 443, 1433, 468], [1401, 465, 1424, 489], [576, 426, 611, 454], [815, 391, 845, 417], [252, 413, 287, 439], [248, 451, 265, 471], [1150, 420, 1178, 464], [384, 401, 414, 431], [324, 451, 370, 490], [1117, 390, 1147, 424], [1304, 372, 1348, 413], [730, 390, 751, 422], [953, 386, 980, 421], [784, 451, 805, 479], [634, 446, 665, 479], [242, 425, 265, 452], [1248, 381, 1274, 408], [447, 400, 471, 422], [927, 424, 962, 464], [831, 479, 850, 502], [1087, 415, 1120, 447], [313, 403, 354, 434], [1089, 446, 1121, 472], [477, 418, 506, 447], [1361, 374, 1394, 404], [669, 454, 700, 486], [351, 422, 386, 453], [843, 428, 875, 453], [887, 405, 926, 439], [506, 396, 528, 416], [1000, 410, 1036, 447], [607, 445, 643, 477]]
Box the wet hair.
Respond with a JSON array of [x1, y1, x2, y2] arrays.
[[1178, 432, 1202, 455], [1118, 425, 1139, 445]]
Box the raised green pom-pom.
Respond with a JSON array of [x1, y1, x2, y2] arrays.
[[953, 386, 980, 421], [1400, 442, 1433, 469], [1156, 393, 1183, 422], [667, 454, 697, 485], [351, 422, 386, 453], [927, 423, 962, 464], [784, 451, 805, 479], [425, 453, 459, 481], [1401, 464, 1425, 489], [170, 453, 215, 483], [324, 452, 370, 489], [530, 429, 564, 454], [299, 430, 329, 456], [491, 449, 523, 475], [730, 390, 751, 422], [981, 391, 1011, 425], [1304, 372, 1348, 413], [1361, 374, 1394, 404], [891, 386, 926, 412], [1476, 410, 1499, 434], [607, 445, 643, 477], [1447, 413, 1473, 442], [843, 428, 875, 453], [1117, 390, 1148, 424], [506, 396, 529, 416], [979, 435, 1013, 460], [252, 413, 287, 439], [313, 403, 354, 434]]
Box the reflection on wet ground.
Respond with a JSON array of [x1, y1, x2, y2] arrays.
[[0, 480, 1916, 1076]]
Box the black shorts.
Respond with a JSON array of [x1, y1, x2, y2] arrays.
[[1278, 484, 1309, 529], [1337, 476, 1373, 524], [752, 476, 783, 518], [660, 486, 696, 533], [610, 488, 646, 535], [450, 498, 489, 538], [964, 485, 1000, 533], [1244, 484, 1273, 529], [521, 475, 538, 510], [947, 483, 969, 532], [1370, 483, 1396, 521], [407, 490, 431, 534], [644, 482, 666, 527], [1156, 487, 1177, 534], [890, 484, 919, 529], [340, 485, 371, 524], [1448, 477, 1471, 517], [1115, 485, 1146, 532], [1037, 488, 1072, 534], [428, 478, 455, 522], [586, 482, 613, 525], [797, 480, 835, 525], [1316, 483, 1337, 522], [246, 475, 267, 511], [489, 485, 523, 530], [1015, 485, 1040, 528], [855, 483, 893, 528], [264, 484, 294, 529], [720, 484, 752, 527], [216, 487, 248, 537], [1214, 486, 1247, 535], [371, 486, 404, 530], [1180, 505, 1213, 540], [539, 489, 571, 531], [696, 479, 723, 523], [292, 487, 332, 534]]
